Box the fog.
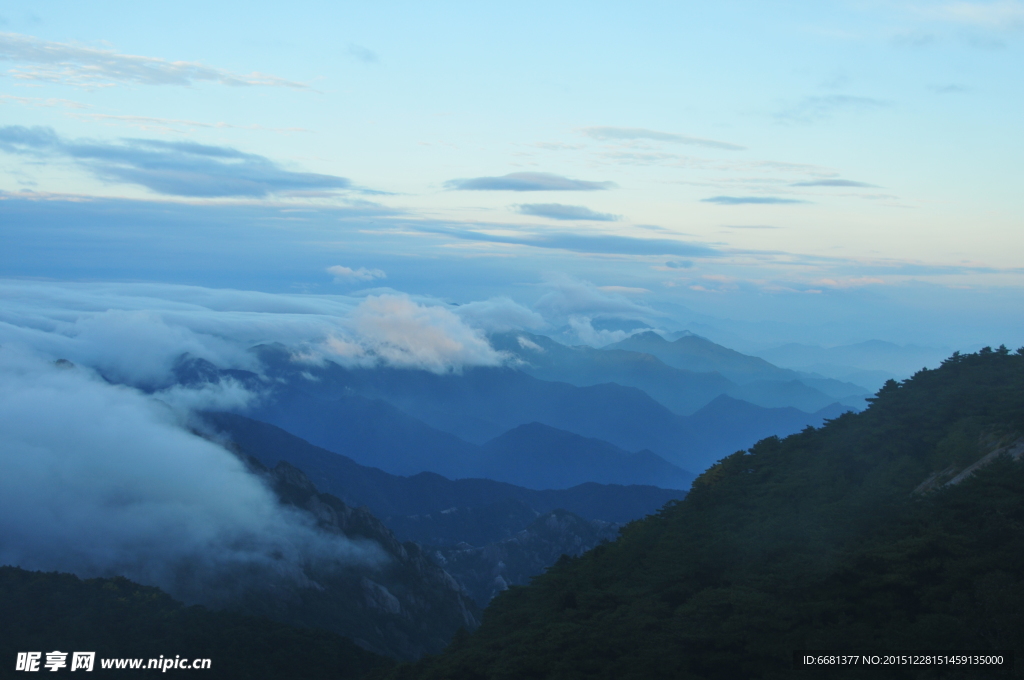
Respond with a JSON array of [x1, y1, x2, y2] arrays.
[[0, 346, 387, 605]]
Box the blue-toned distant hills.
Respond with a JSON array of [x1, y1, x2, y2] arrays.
[[184, 331, 858, 480]]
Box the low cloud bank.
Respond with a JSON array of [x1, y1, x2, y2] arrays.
[[0, 280, 549, 603], [0, 280, 522, 385], [0, 348, 384, 605]]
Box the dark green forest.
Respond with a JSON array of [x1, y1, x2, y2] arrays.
[[384, 347, 1024, 679], [0, 567, 390, 679]]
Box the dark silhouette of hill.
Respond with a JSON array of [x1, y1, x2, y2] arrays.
[[233, 457, 479, 660], [384, 346, 1024, 679], [203, 412, 686, 543], [0, 567, 390, 680]]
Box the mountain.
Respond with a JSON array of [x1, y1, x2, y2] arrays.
[[386, 347, 1024, 679], [426, 509, 621, 607], [476, 422, 694, 490], [232, 455, 479, 660], [675, 395, 850, 472], [185, 346, 854, 477], [204, 412, 686, 543], [0, 567, 390, 680], [606, 330, 796, 383], [250, 389, 481, 479], [489, 331, 734, 414], [603, 331, 868, 412], [247, 343, 684, 452]]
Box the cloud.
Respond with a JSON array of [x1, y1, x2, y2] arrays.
[[929, 1, 1024, 29], [533, 276, 658, 327], [0, 126, 351, 197], [0, 32, 307, 88], [417, 222, 719, 257], [515, 203, 620, 221], [598, 286, 650, 295], [0, 347, 382, 606], [791, 179, 878, 188], [0, 280, 511, 381], [580, 126, 746, 151], [812, 276, 887, 289], [702, 196, 810, 205], [321, 295, 507, 373], [777, 95, 890, 123], [345, 43, 379, 63], [444, 172, 616, 191], [665, 260, 694, 269], [327, 265, 387, 282], [453, 297, 547, 333]]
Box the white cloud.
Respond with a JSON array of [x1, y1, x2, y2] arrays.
[[533, 275, 658, 323], [930, 1, 1024, 28], [0, 280, 512, 382], [320, 295, 507, 373], [453, 297, 546, 333], [0, 32, 307, 89], [565, 316, 631, 347], [327, 265, 387, 282], [0, 348, 383, 606]]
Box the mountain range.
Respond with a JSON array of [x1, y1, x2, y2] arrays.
[[175, 332, 860, 481], [386, 346, 1024, 679]]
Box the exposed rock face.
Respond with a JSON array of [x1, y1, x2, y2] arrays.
[[233, 455, 481, 660], [914, 433, 1024, 494], [428, 509, 621, 606]]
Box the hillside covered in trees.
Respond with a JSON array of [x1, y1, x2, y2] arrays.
[[385, 347, 1024, 679], [0, 567, 391, 679]]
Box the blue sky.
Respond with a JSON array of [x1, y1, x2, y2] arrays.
[[1, 1, 1022, 350]]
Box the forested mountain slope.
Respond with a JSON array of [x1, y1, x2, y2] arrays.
[[384, 347, 1024, 679], [0, 568, 390, 680]]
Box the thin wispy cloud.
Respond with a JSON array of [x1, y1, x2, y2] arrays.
[[515, 203, 620, 221], [327, 265, 387, 282], [928, 1, 1024, 29], [76, 113, 311, 135], [777, 95, 890, 123], [0, 93, 87, 109], [702, 196, 809, 205], [0, 125, 351, 198], [428, 226, 718, 258], [444, 172, 616, 191], [0, 32, 308, 89], [345, 43, 379, 63], [791, 179, 877, 188], [581, 126, 746, 151]]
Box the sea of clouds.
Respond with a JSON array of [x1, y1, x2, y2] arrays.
[[0, 277, 657, 604]]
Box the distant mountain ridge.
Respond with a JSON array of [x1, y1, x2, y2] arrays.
[[477, 422, 694, 490], [204, 412, 686, 543], [175, 343, 855, 477], [605, 330, 868, 410]]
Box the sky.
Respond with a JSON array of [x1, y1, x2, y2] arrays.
[[1, 0, 1023, 350]]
